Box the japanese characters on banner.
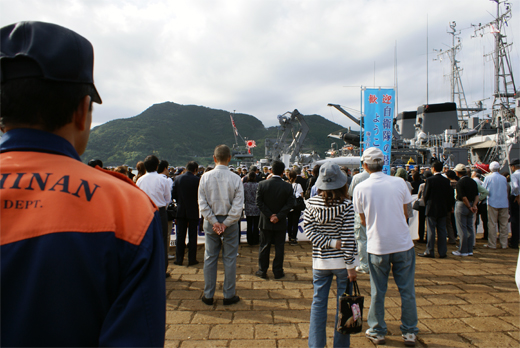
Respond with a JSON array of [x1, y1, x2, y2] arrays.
[[363, 88, 395, 175]]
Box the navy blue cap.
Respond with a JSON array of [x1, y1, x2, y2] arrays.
[[0, 21, 102, 104]]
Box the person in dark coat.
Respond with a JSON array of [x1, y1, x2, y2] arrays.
[[305, 164, 321, 199], [416, 171, 432, 243], [172, 161, 201, 265], [419, 161, 454, 258], [243, 171, 261, 245], [411, 171, 424, 195], [255, 160, 294, 279], [287, 170, 304, 246], [294, 166, 308, 194]]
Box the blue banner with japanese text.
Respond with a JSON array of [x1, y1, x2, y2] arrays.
[[363, 88, 395, 175]]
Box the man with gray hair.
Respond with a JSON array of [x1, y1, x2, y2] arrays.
[[353, 147, 418, 347], [483, 161, 509, 249], [198, 145, 244, 305]]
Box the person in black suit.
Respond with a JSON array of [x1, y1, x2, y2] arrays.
[[419, 161, 454, 258], [172, 161, 200, 266], [255, 160, 294, 279], [294, 166, 308, 193]]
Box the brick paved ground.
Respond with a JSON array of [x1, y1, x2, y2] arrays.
[[165, 238, 519, 347]]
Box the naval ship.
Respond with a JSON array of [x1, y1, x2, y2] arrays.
[[326, 0, 518, 171]]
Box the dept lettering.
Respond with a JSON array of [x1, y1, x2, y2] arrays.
[[3, 199, 42, 209], [0, 173, 100, 202]]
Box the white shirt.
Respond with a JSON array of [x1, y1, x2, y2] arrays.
[[511, 169, 520, 197], [353, 171, 414, 255], [161, 174, 174, 192], [136, 171, 172, 208], [472, 176, 483, 186], [198, 165, 244, 227], [292, 183, 303, 197]]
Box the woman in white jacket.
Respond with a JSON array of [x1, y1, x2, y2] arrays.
[[304, 161, 358, 348]]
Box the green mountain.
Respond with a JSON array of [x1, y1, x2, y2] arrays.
[[81, 102, 344, 167]]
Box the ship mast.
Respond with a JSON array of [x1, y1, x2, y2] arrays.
[[472, 0, 516, 123], [435, 21, 483, 130]]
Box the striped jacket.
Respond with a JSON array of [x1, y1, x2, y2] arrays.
[[304, 195, 357, 270]]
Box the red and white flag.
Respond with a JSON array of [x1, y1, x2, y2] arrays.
[[246, 140, 256, 148], [230, 115, 238, 136]]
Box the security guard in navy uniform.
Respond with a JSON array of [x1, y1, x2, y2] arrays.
[[0, 21, 166, 346]]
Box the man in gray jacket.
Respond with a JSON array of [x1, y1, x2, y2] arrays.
[[348, 168, 370, 273], [198, 145, 244, 305]]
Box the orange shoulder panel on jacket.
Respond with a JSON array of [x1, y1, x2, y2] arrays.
[[0, 152, 158, 246]]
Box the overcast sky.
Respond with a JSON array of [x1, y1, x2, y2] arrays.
[[2, 0, 519, 131]]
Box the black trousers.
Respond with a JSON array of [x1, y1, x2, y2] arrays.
[[158, 207, 169, 273], [418, 206, 426, 241], [510, 197, 519, 245], [258, 228, 285, 276], [476, 202, 489, 239], [287, 210, 301, 241], [450, 211, 457, 239], [176, 217, 199, 263], [246, 216, 260, 245]]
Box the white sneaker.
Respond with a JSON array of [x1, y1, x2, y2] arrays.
[[365, 329, 385, 345], [452, 250, 468, 256], [483, 244, 496, 249], [402, 333, 416, 347], [355, 266, 369, 274]]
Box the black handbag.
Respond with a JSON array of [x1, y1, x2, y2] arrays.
[[293, 184, 306, 211], [337, 280, 364, 334], [294, 196, 306, 211], [412, 199, 421, 211], [166, 201, 177, 221]]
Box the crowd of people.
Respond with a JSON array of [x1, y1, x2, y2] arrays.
[[84, 149, 520, 347], [2, 21, 519, 348], [93, 152, 520, 258]]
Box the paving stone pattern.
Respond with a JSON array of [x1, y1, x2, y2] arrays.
[[165, 239, 519, 347]]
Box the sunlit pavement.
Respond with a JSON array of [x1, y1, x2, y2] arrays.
[[165, 237, 519, 348]]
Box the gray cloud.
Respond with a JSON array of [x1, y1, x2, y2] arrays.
[[1, 0, 518, 130]]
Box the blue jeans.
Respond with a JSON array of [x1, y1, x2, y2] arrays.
[[308, 269, 351, 348], [426, 216, 447, 257], [354, 215, 369, 272], [203, 216, 239, 299], [455, 201, 474, 254], [367, 248, 418, 336]]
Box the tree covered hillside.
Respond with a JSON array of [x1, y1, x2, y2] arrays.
[[81, 102, 344, 167]]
